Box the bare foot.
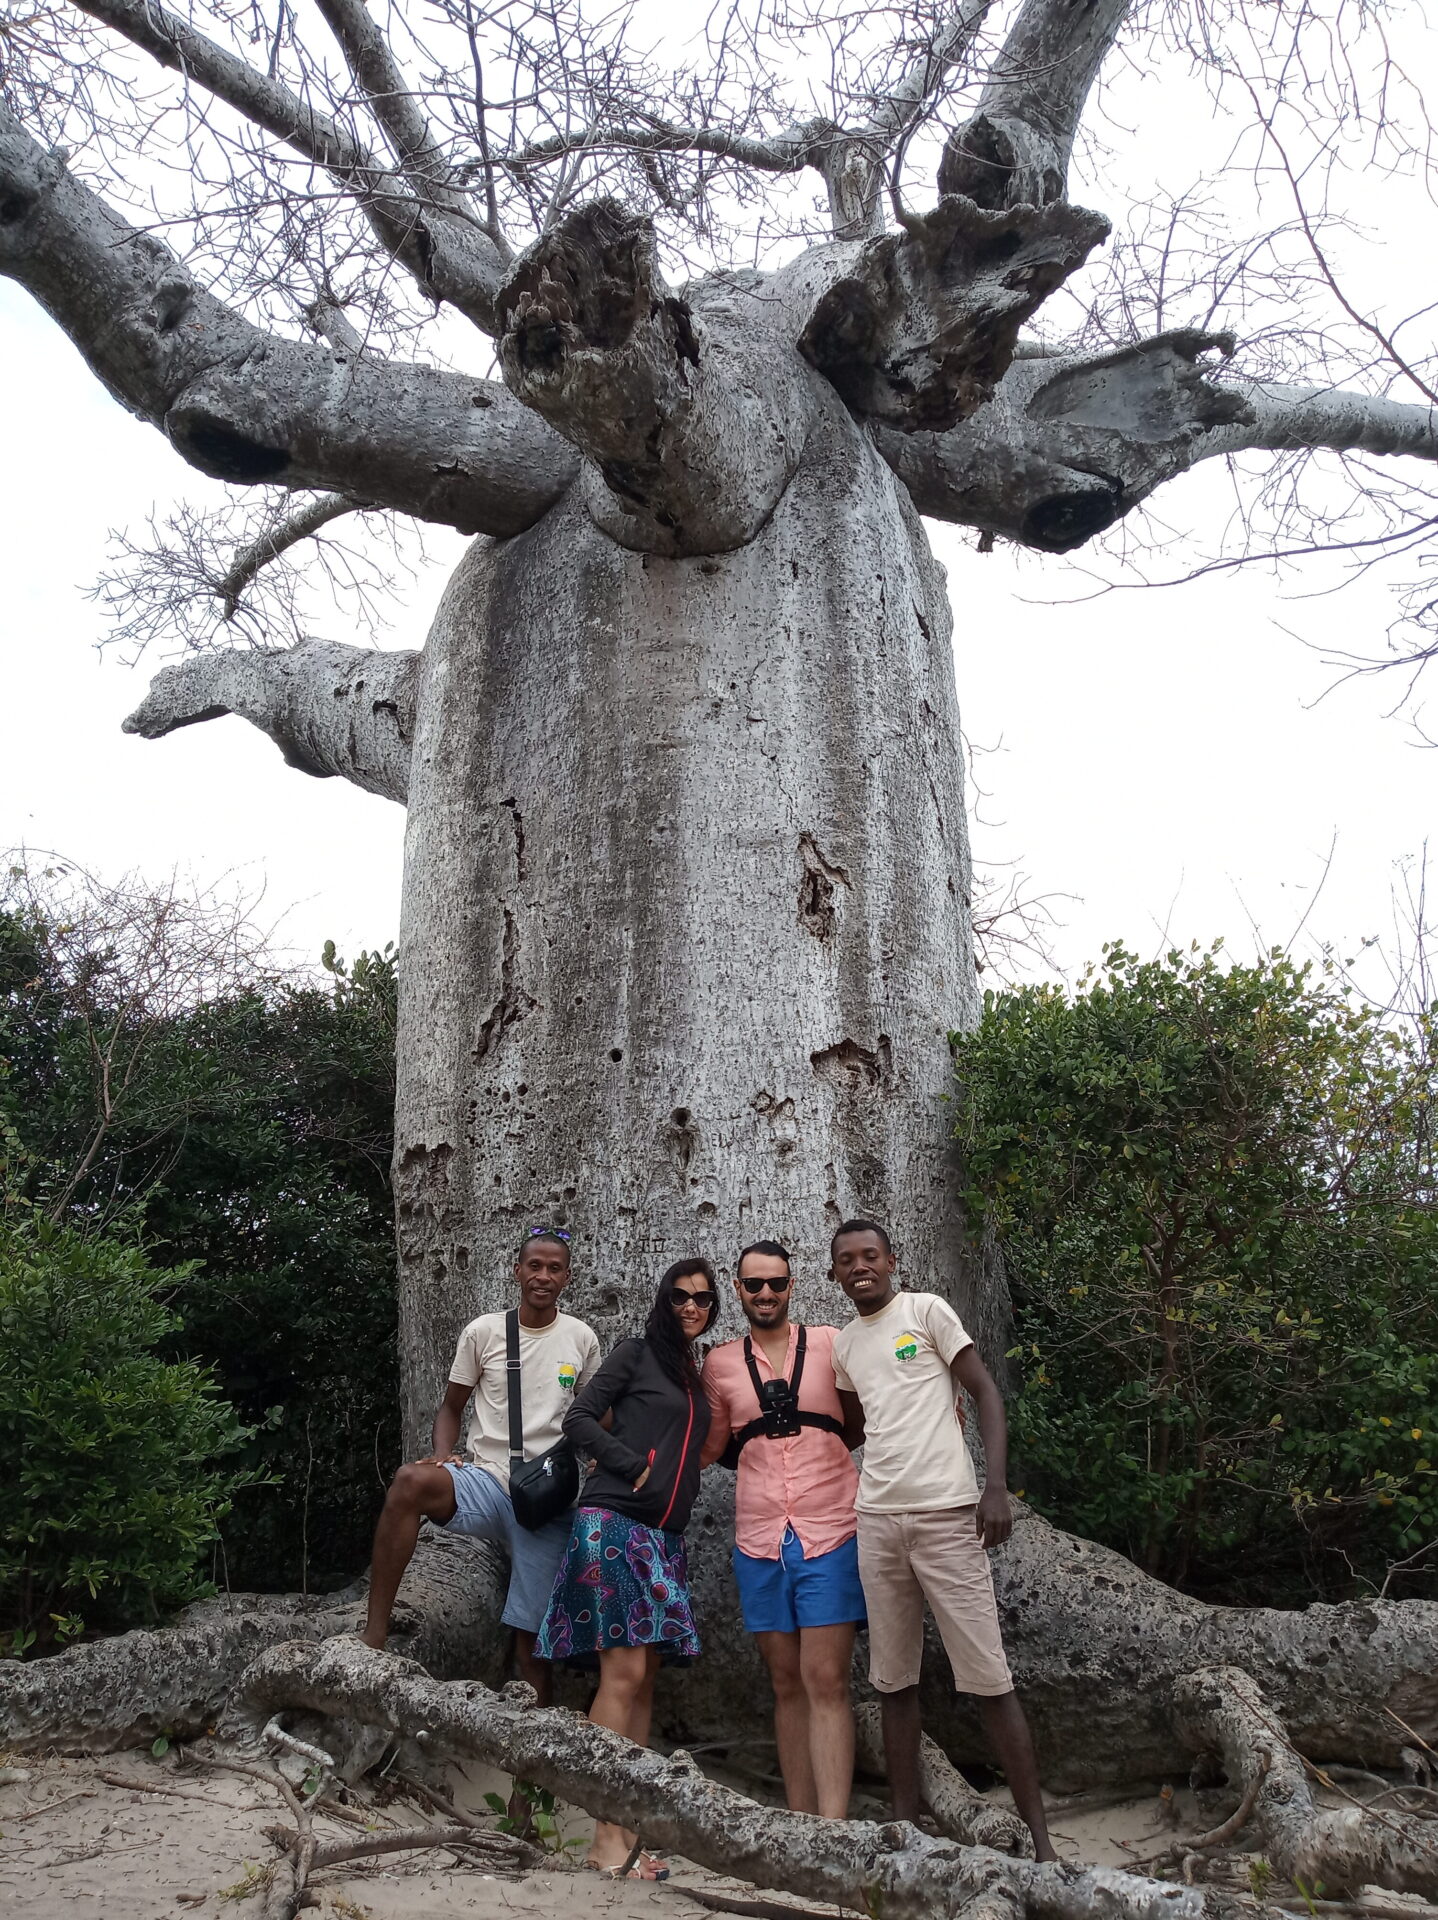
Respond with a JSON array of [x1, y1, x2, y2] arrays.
[[359, 1629, 386, 1651]]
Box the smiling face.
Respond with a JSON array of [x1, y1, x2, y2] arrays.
[[514, 1236, 571, 1318], [830, 1226, 897, 1316], [735, 1249, 792, 1331], [670, 1271, 716, 1343]]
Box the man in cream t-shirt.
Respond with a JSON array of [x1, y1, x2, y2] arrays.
[[361, 1229, 600, 1706], [830, 1218, 1055, 1861]]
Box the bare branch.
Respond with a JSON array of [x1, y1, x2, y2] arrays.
[[0, 103, 575, 533], [311, 0, 498, 240], [123, 639, 418, 804], [216, 493, 364, 618], [823, 0, 995, 239], [880, 333, 1438, 548], [70, 0, 507, 328], [938, 0, 1131, 210]]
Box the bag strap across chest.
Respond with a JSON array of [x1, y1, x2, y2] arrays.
[[505, 1307, 524, 1466]]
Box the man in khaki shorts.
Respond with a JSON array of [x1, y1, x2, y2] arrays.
[[830, 1219, 1055, 1861]]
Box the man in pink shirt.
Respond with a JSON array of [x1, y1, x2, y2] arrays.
[[701, 1239, 866, 1819]]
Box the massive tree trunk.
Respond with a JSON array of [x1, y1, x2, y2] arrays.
[[389, 358, 1004, 1719]]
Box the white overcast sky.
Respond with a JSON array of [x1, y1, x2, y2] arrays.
[[3, 4, 1435, 994]]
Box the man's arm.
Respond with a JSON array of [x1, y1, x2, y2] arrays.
[[699, 1353, 733, 1467], [838, 1387, 866, 1451], [951, 1346, 1013, 1551], [422, 1379, 473, 1465]]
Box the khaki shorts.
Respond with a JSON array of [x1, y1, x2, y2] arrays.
[[857, 1506, 1013, 1696]]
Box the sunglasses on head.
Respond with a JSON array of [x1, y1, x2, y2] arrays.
[[671, 1287, 716, 1309], [526, 1226, 571, 1242], [738, 1273, 791, 1294]]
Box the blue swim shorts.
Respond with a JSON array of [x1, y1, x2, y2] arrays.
[[441, 1461, 572, 1635], [732, 1528, 866, 1635]]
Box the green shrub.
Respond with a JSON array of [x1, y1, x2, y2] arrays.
[[952, 943, 1438, 1605], [0, 895, 398, 1594], [0, 1218, 255, 1647]]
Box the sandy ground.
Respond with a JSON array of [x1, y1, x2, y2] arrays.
[[0, 1746, 1213, 1920]]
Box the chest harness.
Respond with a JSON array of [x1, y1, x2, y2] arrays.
[[718, 1325, 846, 1469]]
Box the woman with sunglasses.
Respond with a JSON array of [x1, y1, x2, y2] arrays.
[[537, 1258, 719, 1876]]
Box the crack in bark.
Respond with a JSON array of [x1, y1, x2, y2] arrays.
[[472, 909, 536, 1062], [797, 832, 851, 940]]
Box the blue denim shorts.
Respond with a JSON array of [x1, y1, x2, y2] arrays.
[[732, 1528, 866, 1634], [441, 1462, 572, 1634]]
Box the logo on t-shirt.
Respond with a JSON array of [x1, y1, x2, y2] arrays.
[[557, 1362, 578, 1392], [893, 1333, 918, 1363]]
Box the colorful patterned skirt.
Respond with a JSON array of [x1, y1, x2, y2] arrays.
[[536, 1505, 701, 1666]]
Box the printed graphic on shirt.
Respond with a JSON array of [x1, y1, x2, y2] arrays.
[[557, 1362, 578, 1392], [894, 1333, 919, 1362]]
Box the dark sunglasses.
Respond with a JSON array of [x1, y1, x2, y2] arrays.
[[672, 1288, 716, 1309], [526, 1226, 571, 1242], [738, 1273, 791, 1294]]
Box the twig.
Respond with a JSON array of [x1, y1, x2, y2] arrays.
[[392, 1771, 489, 1829], [308, 1823, 526, 1869], [8, 1790, 95, 1822], [1386, 1708, 1438, 1763], [1125, 1754, 1270, 1873], [97, 1770, 246, 1810]]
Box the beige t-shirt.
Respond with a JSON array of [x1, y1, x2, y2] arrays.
[[831, 1291, 979, 1513], [448, 1310, 601, 1488]]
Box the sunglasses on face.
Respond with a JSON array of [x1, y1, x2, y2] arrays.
[[738, 1273, 791, 1294], [672, 1289, 716, 1309]]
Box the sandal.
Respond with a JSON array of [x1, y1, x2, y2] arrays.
[[586, 1853, 670, 1881]]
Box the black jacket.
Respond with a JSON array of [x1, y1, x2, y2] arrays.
[[563, 1337, 710, 1533]]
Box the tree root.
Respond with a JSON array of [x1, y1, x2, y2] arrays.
[[853, 1698, 1032, 1854], [0, 1529, 505, 1755], [1172, 1667, 1438, 1898], [242, 1637, 1224, 1920]]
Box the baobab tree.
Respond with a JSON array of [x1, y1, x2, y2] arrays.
[[4, 0, 1438, 1899]]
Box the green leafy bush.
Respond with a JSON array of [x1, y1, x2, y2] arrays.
[[0, 895, 399, 1595], [952, 944, 1438, 1605], [0, 1218, 255, 1645]]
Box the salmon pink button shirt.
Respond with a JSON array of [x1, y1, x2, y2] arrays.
[[701, 1324, 858, 1560]]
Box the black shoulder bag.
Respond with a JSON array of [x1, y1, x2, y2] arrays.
[[717, 1326, 845, 1469], [505, 1307, 581, 1531]]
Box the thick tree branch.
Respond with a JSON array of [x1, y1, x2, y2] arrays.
[[71, 0, 506, 329], [938, 0, 1131, 210], [765, 194, 1109, 433], [505, 120, 818, 178], [496, 201, 815, 554], [122, 639, 418, 803], [875, 334, 1438, 548], [1172, 1668, 1438, 1898], [0, 105, 576, 533], [245, 1638, 1218, 1920]]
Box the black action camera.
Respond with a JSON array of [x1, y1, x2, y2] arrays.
[[757, 1377, 803, 1438]]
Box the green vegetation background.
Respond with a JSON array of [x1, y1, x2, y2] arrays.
[[3, 872, 1434, 1645]]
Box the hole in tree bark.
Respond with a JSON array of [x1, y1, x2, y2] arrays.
[[1023, 484, 1122, 552], [173, 420, 291, 481]]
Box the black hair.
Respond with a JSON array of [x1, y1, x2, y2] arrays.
[[516, 1229, 571, 1264], [644, 1257, 720, 1388], [736, 1238, 791, 1275], [830, 1217, 893, 1255]]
